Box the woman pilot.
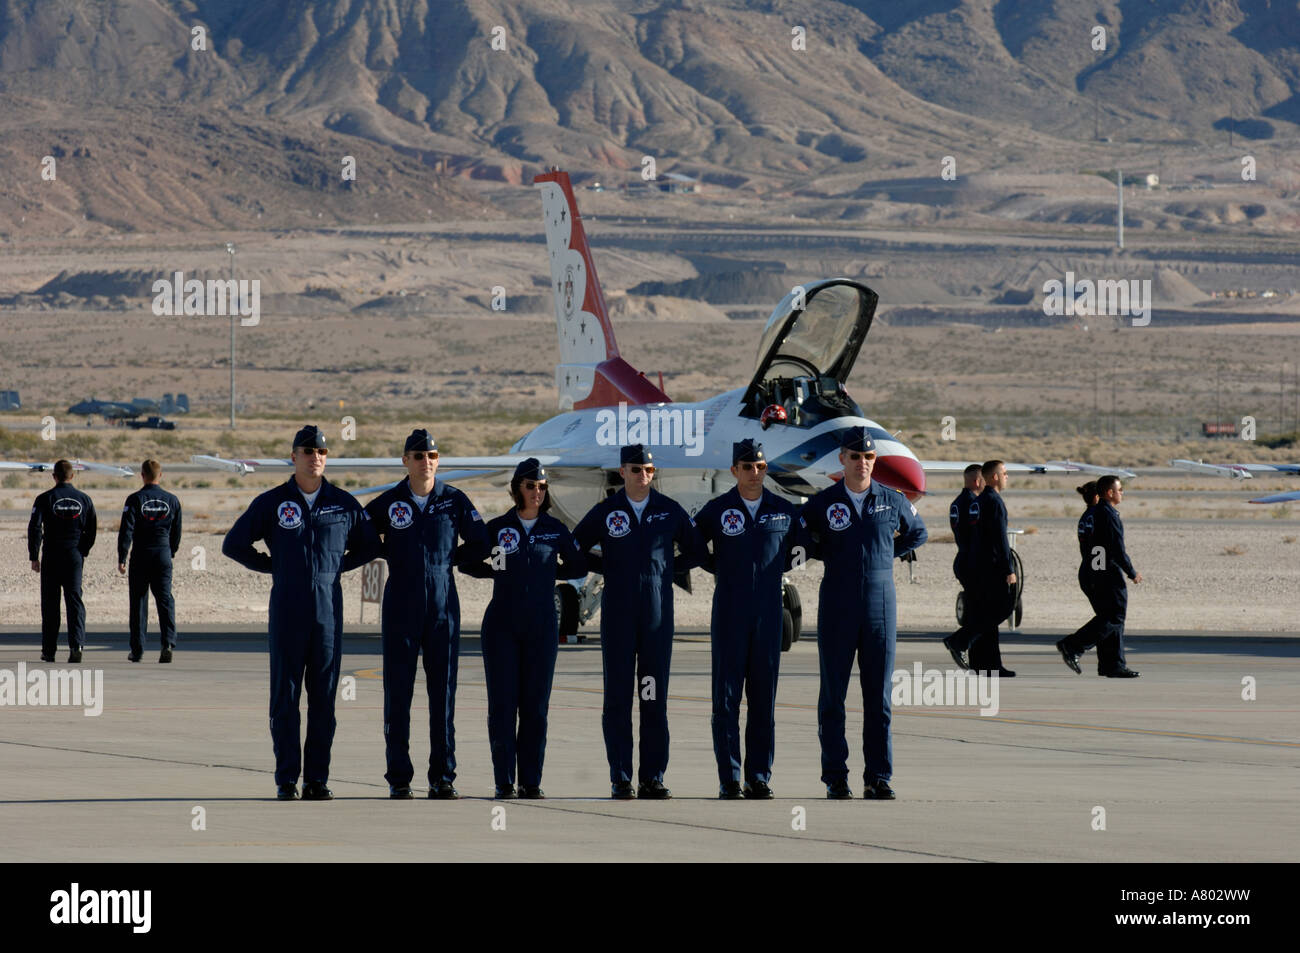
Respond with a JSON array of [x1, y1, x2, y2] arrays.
[[460, 458, 586, 799]]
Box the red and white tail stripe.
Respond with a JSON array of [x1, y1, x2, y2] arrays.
[[534, 170, 671, 410]]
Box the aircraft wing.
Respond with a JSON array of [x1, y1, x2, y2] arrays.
[[0, 459, 133, 476], [920, 460, 1136, 478], [192, 453, 563, 476], [1171, 459, 1300, 480], [1249, 490, 1300, 504]]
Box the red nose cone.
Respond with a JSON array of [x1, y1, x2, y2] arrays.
[[872, 453, 926, 501]]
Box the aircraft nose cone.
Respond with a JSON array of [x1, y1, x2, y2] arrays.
[[874, 454, 926, 500]]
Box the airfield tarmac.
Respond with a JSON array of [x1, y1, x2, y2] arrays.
[[1, 631, 1295, 862]]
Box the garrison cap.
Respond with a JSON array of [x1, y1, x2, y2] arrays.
[[733, 439, 765, 465], [839, 426, 875, 453], [512, 457, 546, 483], [620, 444, 653, 465], [404, 429, 437, 453], [293, 425, 327, 450]]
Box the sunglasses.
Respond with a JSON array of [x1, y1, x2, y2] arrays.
[[522, 480, 548, 491], [846, 452, 876, 462], [627, 465, 655, 474], [407, 451, 439, 460], [738, 462, 768, 472], [298, 447, 328, 456]]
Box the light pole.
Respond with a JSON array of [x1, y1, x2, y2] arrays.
[[226, 242, 236, 430]]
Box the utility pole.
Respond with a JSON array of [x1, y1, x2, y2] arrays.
[[1116, 169, 1124, 250], [227, 242, 236, 430]]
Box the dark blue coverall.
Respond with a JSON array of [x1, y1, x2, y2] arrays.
[[695, 487, 800, 786], [965, 487, 1014, 671], [949, 487, 980, 636], [28, 484, 97, 656], [1062, 502, 1133, 672], [460, 511, 586, 788], [574, 489, 701, 785], [118, 486, 182, 653], [223, 477, 378, 786], [366, 478, 488, 788], [799, 481, 927, 784]]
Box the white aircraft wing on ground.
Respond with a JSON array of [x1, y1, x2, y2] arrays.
[[0, 459, 133, 476]]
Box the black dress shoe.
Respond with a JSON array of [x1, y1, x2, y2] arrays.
[[68, 650, 82, 664], [428, 781, 459, 800], [863, 778, 896, 800], [302, 781, 334, 800], [611, 781, 636, 800], [276, 784, 299, 801], [159, 647, 173, 663], [1101, 667, 1141, 678], [719, 781, 743, 800], [388, 784, 414, 799], [942, 636, 970, 671], [40, 654, 55, 663], [518, 786, 545, 799], [826, 780, 853, 800], [1055, 640, 1083, 674], [743, 781, 774, 800], [638, 780, 672, 800], [998, 667, 1016, 678], [495, 784, 517, 799], [127, 650, 142, 662]]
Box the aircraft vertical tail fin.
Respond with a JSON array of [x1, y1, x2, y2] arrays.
[[533, 169, 671, 410]]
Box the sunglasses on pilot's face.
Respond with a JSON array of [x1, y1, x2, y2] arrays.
[[407, 451, 439, 461], [738, 461, 767, 473], [627, 465, 655, 475], [298, 447, 327, 457], [522, 480, 548, 491], [846, 452, 876, 462]]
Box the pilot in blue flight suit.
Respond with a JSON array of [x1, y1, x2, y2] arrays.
[[799, 427, 927, 800], [459, 459, 586, 799], [574, 444, 702, 800], [117, 459, 183, 663], [695, 439, 801, 800], [366, 429, 489, 799], [223, 425, 379, 801], [1057, 474, 1141, 678], [28, 459, 97, 663]]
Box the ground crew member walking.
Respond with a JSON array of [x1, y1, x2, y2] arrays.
[[117, 459, 182, 663], [223, 425, 379, 801], [574, 444, 701, 800], [944, 460, 1016, 676], [1057, 475, 1141, 677], [28, 460, 97, 663], [460, 459, 585, 799], [800, 428, 927, 800], [696, 439, 801, 799], [366, 429, 488, 800], [1062, 481, 1112, 669], [947, 463, 983, 653]]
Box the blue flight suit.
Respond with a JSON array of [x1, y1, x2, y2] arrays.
[[460, 511, 586, 788], [696, 487, 800, 787], [800, 481, 927, 784], [1062, 502, 1134, 672], [223, 477, 378, 786], [118, 485, 183, 653], [948, 488, 982, 646], [28, 484, 97, 656], [949, 487, 979, 586], [574, 489, 702, 785], [966, 488, 1013, 671], [366, 478, 488, 788]]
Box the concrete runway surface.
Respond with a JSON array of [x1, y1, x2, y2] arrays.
[[1, 631, 1296, 862]]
